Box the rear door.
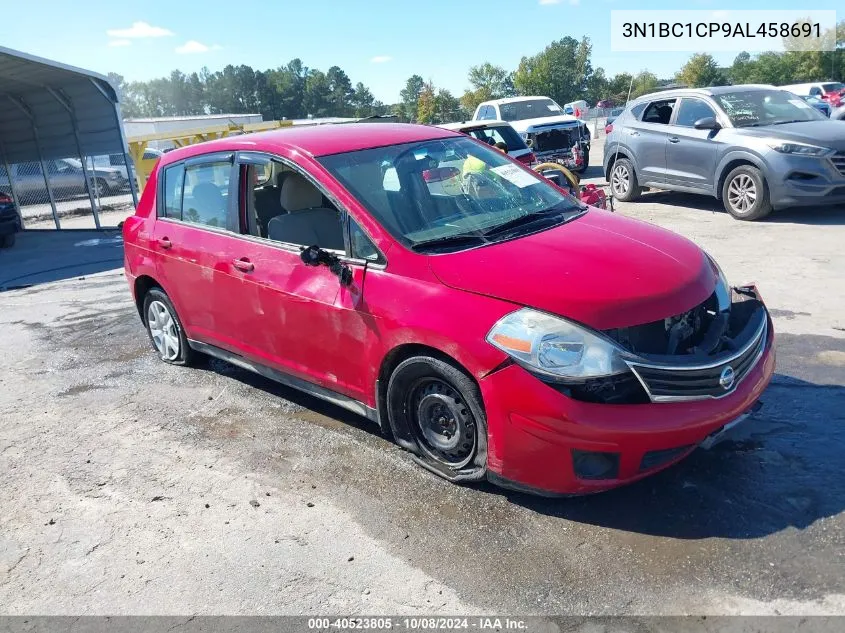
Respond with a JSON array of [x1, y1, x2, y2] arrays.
[[151, 152, 239, 349], [664, 97, 722, 193], [632, 98, 676, 183]]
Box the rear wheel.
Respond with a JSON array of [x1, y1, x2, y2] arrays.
[[387, 356, 487, 482], [609, 158, 641, 202], [142, 288, 197, 366], [722, 165, 772, 221]]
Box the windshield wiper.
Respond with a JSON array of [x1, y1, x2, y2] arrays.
[[410, 233, 485, 252], [770, 119, 807, 125], [481, 207, 574, 238]]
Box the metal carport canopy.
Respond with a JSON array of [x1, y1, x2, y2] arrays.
[[0, 45, 126, 164]]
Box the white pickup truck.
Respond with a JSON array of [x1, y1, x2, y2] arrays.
[[471, 96, 591, 172]]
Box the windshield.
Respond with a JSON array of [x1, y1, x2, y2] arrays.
[[465, 124, 528, 152], [499, 99, 564, 122], [822, 83, 845, 93], [319, 136, 583, 253], [714, 89, 825, 127]]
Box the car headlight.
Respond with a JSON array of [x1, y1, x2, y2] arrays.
[[703, 252, 731, 312], [486, 308, 629, 380], [764, 140, 833, 157]]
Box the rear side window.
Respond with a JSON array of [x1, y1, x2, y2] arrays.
[[161, 163, 185, 219], [630, 103, 646, 119], [641, 99, 677, 125], [182, 162, 231, 228]]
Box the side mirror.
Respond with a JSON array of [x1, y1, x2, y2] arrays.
[[694, 117, 721, 131], [525, 138, 533, 148], [299, 245, 353, 286]]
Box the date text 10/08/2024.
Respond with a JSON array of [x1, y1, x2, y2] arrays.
[[307, 617, 529, 630], [622, 21, 821, 39]]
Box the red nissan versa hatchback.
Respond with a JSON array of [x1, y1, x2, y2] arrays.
[[123, 123, 775, 496]]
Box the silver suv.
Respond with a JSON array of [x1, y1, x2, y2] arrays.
[[603, 85, 845, 220]]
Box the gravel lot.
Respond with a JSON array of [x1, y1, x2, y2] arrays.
[[1, 138, 844, 615]]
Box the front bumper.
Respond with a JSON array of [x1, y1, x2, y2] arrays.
[[479, 312, 776, 496], [766, 153, 845, 209]]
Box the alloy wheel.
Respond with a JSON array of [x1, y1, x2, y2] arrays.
[[727, 174, 757, 213], [147, 300, 180, 361], [611, 164, 630, 196]]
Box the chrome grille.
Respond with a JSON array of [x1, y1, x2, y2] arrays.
[[626, 315, 768, 402], [831, 152, 845, 177]]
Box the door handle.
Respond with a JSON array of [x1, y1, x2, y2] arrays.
[[157, 237, 172, 249], [668, 136, 680, 143], [628, 130, 640, 136], [232, 257, 254, 272]]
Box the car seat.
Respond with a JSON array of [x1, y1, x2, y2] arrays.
[[267, 173, 344, 250]]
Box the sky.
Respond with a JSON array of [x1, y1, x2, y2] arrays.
[[1, 0, 840, 104]]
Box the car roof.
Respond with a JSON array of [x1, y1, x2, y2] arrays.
[[478, 96, 556, 106], [158, 123, 459, 164], [437, 120, 513, 131], [632, 84, 778, 102]]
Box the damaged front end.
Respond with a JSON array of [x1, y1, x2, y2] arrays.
[[551, 286, 771, 404]]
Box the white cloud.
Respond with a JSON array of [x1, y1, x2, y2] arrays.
[[175, 40, 220, 54], [108, 39, 131, 48], [106, 21, 173, 39], [370, 55, 392, 63]]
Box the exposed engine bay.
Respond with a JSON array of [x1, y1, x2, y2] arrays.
[[603, 287, 766, 360]]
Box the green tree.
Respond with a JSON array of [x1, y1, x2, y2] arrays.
[[676, 53, 728, 88], [513, 36, 595, 105], [303, 70, 332, 118], [434, 89, 463, 123], [327, 66, 354, 116], [351, 82, 375, 117], [631, 71, 659, 98], [400, 75, 425, 122], [416, 81, 437, 123]]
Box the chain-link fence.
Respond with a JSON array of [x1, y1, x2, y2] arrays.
[[0, 150, 136, 230]]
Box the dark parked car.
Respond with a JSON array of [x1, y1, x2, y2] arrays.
[[0, 191, 21, 248], [604, 85, 845, 220]]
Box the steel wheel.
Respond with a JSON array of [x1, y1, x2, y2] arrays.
[[408, 377, 477, 468], [727, 174, 757, 213], [147, 299, 180, 361], [611, 163, 630, 197]]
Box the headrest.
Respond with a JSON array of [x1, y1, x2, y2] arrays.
[[280, 173, 323, 212]]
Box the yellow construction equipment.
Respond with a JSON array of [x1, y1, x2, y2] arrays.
[[126, 119, 294, 194]]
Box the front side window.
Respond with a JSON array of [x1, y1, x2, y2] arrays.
[[240, 159, 345, 251], [161, 163, 185, 219], [182, 162, 231, 228], [499, 99, 563, 121], [319, 136, 584, 254], [674, 99, 717, 127], [641, 99, 677, 125], [714, 89, 824, 127]]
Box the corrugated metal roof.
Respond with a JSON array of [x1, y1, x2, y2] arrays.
[[0, 46, 125, 164]]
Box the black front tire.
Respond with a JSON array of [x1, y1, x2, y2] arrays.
[[386, 355, 487, 483], [142, 287, 197, 366], [721, 165, 772, 221]]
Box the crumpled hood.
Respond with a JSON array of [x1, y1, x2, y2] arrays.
[[508, 115, 580, 134], [428, 210, 717, 330]]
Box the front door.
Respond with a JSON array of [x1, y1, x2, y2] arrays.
[[212, 153, 377, 403], [664, 97, 722, 193]]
